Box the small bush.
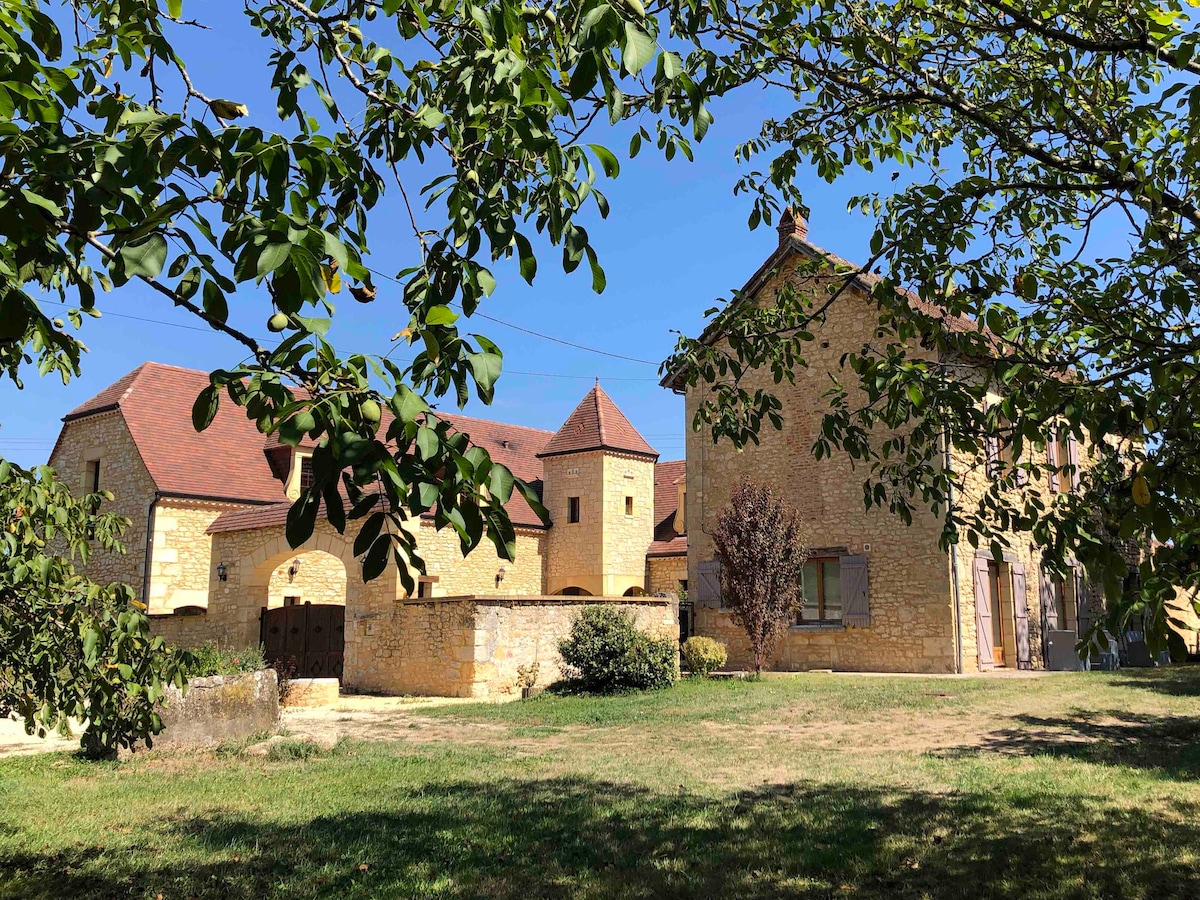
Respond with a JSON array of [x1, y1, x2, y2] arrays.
[[557, 605, 677, 693], [185, 643, 266, 678], [681, 637, 727, 677]]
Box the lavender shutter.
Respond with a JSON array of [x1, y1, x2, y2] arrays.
[[973, 557, 995, 669], [1040, 569, 1059, 630], [1012, 563, 1031, 670], [1046, 433, 1060, 493], [696, 559, 721, 608], [1067, 435, 1082, 491], [1073, 565, 1090, 638], [985, 435, 1001, 480], [841, 554, 870, 627]]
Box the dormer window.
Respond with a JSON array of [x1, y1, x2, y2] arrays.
[[300, 456, 314, 490]]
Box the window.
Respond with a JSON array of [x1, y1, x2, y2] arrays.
[[416, 576, 438, 599], [299, 456, 314, 490], [85, 459, 101, 494], [679, 579, 688, 594], [625, 496, 634, 516], [84, 459, 101, 538], [798, 558, 843, 624], [567, 496, 580, 524], [284, 595, 301, 607]]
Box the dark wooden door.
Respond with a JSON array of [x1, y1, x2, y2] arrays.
[[260, 602, 345, 681]]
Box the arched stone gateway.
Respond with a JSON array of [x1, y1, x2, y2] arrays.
[[207, 520, 401, 691]]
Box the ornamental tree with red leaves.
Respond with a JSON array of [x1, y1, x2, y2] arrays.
[[712, 479, 809, 675]]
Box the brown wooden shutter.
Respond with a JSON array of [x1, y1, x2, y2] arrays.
[[1066, 435, 1082, 491], [841, 554, 870, 627], [1012, 563, 1031, 670], [696, 559, 721, 607], [1046, 433, 1060, 493], [973, 557, 995, 669]]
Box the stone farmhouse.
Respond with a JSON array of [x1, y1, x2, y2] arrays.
[[664, 212, 1138, 675], [49, 367, 685, 696], [49, 214, 1158, 690]]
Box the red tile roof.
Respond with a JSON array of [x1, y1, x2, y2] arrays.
[[537, 383, 657, 460], [59, 363, 559, 527], [64, 362, 286, 504], [649, 459, 687, 557]]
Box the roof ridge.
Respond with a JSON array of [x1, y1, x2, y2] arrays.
[[592, 384, 607, 447]]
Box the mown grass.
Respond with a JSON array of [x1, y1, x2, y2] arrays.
[[3, 668, 1200, 899]]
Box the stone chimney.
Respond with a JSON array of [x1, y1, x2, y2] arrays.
[[776, 208, 809, 245]]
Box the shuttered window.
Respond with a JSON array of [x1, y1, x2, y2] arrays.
[[798, 558, 843, 623]]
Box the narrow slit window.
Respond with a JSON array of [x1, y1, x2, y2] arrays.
[[567, 496, 581, 524], [625, 496, 634, 516]]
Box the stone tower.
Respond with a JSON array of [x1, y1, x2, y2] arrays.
[[538, 383, 658, 596]]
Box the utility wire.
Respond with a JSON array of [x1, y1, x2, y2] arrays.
[[361, 264, 661, 366]]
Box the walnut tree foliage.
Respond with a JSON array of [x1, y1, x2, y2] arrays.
[[0, 0, 711, 747], [0, 459, 191, 757], [712, 479, 809, 674], [665, 0, 1200, 657], [0, 0, 715, 585]]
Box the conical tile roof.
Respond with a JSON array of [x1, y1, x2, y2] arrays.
[[537, 383, 657, 459]]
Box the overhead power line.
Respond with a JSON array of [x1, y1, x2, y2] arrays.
[[362, 264, 661, 366]]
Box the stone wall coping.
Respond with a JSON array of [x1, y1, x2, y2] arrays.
[[393, 594, 673, 608]]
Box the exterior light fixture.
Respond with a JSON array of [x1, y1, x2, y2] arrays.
[[216, 561, 228, 582], [288, 558, 301, 582], [495, 565, 506, 588]]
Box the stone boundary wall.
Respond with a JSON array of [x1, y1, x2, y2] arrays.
[[152, 669, 279, 749], [347, 595, 677, 698]]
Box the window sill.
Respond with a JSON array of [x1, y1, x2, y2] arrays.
[[789, 622, 846, 632]]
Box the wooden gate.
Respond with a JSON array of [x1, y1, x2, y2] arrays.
[[260, 603, 345, 681]]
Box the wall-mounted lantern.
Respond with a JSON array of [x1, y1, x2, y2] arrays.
[[288, 558, 302, 583], [216, 561, 228, 582], [495, 565, 506, 589]]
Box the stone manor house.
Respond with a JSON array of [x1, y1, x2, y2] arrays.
[[48, 213, 1155, 693], [50, 368, 686, 696]]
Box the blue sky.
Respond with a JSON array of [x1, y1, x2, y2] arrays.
[[0, 10, 888, 468]]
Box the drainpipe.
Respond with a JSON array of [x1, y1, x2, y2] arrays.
[[943, 430, 964, 674], [140, 492, 162, 608]]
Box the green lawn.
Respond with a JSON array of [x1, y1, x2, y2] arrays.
[[4, 669, 1200, 899]]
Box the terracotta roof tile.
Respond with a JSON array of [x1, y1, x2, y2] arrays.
[[538, 383, 657, 459], [62, 363, 554, 527], [649, 459, 687, 556]]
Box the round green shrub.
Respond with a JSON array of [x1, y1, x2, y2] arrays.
[[680, 636, 728, 677], [557, 604, 678, 693]]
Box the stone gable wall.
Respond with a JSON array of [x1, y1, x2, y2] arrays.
[[684, 264, 956, 673], [48, 411, 156, 594]]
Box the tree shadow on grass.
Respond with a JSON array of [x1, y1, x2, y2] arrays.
[[1108, 665, 1200, 697], [939, 709, 1200, 778], [3, 775, 1200, 900]]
